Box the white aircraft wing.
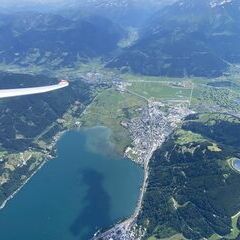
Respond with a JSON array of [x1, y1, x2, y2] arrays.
[[0, 80, 69, 99]]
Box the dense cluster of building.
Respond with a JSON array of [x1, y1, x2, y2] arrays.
[[93, 100, 193, 240], [93, 219, 143, 240], [123, 101, 193, 165]]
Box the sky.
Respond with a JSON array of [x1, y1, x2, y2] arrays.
[[0, 0, 176, 5], [0, 0, 77, 11], [0, 0, 74, 7], [0, 0, 177, 10], [1, 0, 67, 3]]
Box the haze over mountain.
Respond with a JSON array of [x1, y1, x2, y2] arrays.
[[108, 0, 240, 77], [1, 1, 240, 240], [0, 12, 124, 67], [0, 0, 177, 68], [0, 0, 239, 76], [0, 0, 177, 26], [61, 0, 178, 27]]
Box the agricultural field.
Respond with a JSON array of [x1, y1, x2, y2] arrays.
[[80, 88, 147, 153], [122, 73, 193, 83], [126, 82, 192, 101]]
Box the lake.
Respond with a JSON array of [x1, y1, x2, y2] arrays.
[[0, 127, 143, 240], [233, 159, 240, 172]]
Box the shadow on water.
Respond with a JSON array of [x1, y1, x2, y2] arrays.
[[70, 169, 111, 239], [0, 129, 143, 240]]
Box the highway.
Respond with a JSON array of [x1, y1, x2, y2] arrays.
[[0, 80, 69, 99]]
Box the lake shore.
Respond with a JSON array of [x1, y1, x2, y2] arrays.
[[0, 160, 47, 210], [0, 128, 66, 211], [0, 128, 143, 240]]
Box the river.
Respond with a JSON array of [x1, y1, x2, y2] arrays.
[[0, 127, 143, 240]]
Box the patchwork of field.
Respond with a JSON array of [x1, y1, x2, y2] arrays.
[[126, 82, 192, 101], [80, 89, 147, 153]]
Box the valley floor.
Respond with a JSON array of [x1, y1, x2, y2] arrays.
[[1, 64, 240, 240]]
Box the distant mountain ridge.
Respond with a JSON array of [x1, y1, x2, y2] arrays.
[[210, 0, 233, 7], [0, 12, 124, 67], [108, 0, 240, 77], [60, 0, 178, 27], [0, 0, 239, 77]]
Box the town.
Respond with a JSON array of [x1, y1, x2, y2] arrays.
[[93, 81, 194, 240], [123, 101, 193, 165]]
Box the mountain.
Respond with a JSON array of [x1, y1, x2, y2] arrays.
[[0, 71, 93, 207], [61, 0, 178, 27], [0, 72, 92, 152], [108, 0, 240, 77], [139, 113, 240, 239], [0, 12, 124, 68], [0, 1, 178, 27]]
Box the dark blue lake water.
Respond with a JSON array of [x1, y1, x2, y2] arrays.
[[0, 127, 143, 240]]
